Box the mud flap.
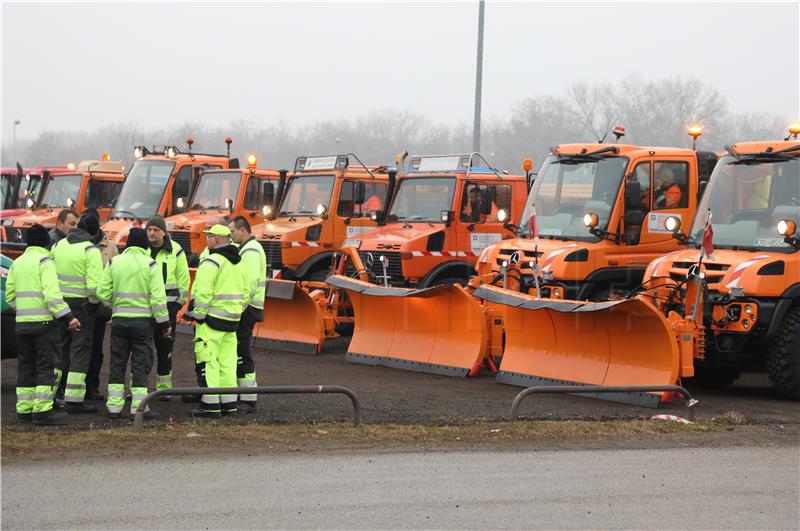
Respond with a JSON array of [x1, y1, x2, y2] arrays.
[[327, 275, 487, 376], [253, 279, 325, 354], [475, 285, 679, 407]]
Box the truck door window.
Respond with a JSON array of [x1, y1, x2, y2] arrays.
[[653, 162, 689, 209], [244, 177, 275, 211], [85, 180, 121, 208], [337, 180, 387, 217], [173, 165, 193, 212], [460, 183, 511, 222]]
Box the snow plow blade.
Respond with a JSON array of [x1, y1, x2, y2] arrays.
[[253, 279, 326, 354], [327, 275, 487, 376], [474, 285, 680, 407]]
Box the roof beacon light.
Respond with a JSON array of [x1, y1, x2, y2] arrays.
[[186, 137, 194, 153], [522, 159, 533, 172], [102, 153, 111, 162], [612, 125, 626, 143], [688, 125, 703, 150], [225, 136, 233, 158], [247, 154, 257, 169], [785, 124, 800, 141], [67, 162, 76, 171]]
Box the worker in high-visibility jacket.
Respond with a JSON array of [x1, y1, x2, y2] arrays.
[[185, 224, 248, 417], [52, 212, 104, 414], [6, 224, 80, 426], [97, 228, 170, 419], [229, 215, 266, 413], [146, 215, 190, 394]]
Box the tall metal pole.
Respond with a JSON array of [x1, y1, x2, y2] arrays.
[[472, 0, 485, 153]]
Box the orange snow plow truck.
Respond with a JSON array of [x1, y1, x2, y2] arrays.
[[251, 154, 390, 353], [2, 157, 125, 258], [165, 154, 283, 266], [645, 135, 800, 399], [330, 136, 727, 404], [101, 138, 236, 250]]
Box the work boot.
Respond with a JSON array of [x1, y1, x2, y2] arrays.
[[16, 413, 32, 423], [181, 394, 201, 403], [65, 402, 98, 414], [222, 409, 239, 417], [189, 409, 221, 419], [238, 401, 257, 414], [131, 410, 161, 421], [85, 390, 104, 401], [32, 410, 68, 426]]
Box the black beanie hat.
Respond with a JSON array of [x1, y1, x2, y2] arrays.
[[78, 212, 100, 236], [125, 227, 149, 250], [27, 224, 50, 248], [147, 215, 167, 234]]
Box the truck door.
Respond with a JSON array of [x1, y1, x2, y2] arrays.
[[333, 179, 387, 245], [84, 179, 124, 221], [456, 181, 515, 258]]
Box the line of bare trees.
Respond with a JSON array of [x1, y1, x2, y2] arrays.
[[2, 76, 791, 173]]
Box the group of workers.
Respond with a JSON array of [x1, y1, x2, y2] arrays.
[[5, 210, 267, 425]]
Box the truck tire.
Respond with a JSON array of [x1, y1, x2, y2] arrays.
[[305, 269, 330, 282], [766, 303, 800, 400], [430, 276, 467, 287]]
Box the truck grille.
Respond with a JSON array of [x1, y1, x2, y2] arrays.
[[169, 231, 191, 253], [358, 250, 403, 283], [261, 240, 283, 271]]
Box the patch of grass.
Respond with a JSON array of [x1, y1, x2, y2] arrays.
[[2, 418, 710, 459]]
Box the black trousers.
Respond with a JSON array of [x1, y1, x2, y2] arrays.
[[153, 303, 180, 380], [236, 306, 259, 378], [86, 308, 110, 393], [56, 300, 95, 398], [109, 319, 154, 389], [16, 322, 60, 389]]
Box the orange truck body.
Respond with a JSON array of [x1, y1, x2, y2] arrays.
[[165, 166, 282, 265], [475, 144, 718, 300], [642, 139, 800, 397], [101, 144, 233, 249], [252, 155, 389, 281], [348, 154, 528, 287], [3, 160, 125, 257]]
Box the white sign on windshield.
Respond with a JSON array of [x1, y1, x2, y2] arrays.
[[417, 156, 462, 172], [304, 156, 338, 171]]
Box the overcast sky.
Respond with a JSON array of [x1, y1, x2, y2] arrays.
[[2, 1, 799, 142]]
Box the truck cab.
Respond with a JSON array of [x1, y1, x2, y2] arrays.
[[102, 140, 235, 249], [475, 143, 717, 300], [252, 154, 389, 281], [165, 155, 282, 265], [3, 159, 125, 256], [1, 165, 68, 219], [348, 153, 527, 287]]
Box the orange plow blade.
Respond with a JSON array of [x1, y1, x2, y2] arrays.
[[327, 275, 487, 376], [253, 279, 327, 354], [474, 285, 680, 407]]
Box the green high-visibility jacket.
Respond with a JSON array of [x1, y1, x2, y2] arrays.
[[238, 237, 266, 310], [151, 236, 190, 306], [6, 246, 73, 323], [97, 246, 169, 323], [52, 231, 104, 303], [190, 244, 248, 331]]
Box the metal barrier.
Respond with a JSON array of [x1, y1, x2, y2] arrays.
[[510, 385, 698, 421], [133, 385, 361, 430]]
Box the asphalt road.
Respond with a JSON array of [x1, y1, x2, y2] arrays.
[[3, 446, 798, 530]]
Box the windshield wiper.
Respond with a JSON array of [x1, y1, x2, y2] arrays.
[[727, 143, 800, 163], [552, 145, 620, 163], [113, 209, 137, 219]]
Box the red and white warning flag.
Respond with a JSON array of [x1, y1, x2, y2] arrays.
[[700, 209, 715, 261]]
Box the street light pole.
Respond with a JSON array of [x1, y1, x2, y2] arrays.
[[13, 119, 21, 163], [472, 0, 485, 153]]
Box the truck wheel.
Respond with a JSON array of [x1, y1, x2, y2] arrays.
[[766, 303, 800, 400], [590, 287, 627, 302], [305, 269, 330, 282], [688, 366, 740, 388], [431, 276, 467, 287]]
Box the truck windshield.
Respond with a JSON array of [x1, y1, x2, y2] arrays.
[[387, 177, 456, 222], [19, 175, 44, 208], [39, 174, 82, 208], [689, 156, 799, 253], [520, 155, 629, 242], [279, 175, 335, 216], [114, 160, 175, 219], [189, 171, 241, 210]]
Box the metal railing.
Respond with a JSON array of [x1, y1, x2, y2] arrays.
[[510, 385, 698, 421], [133, 385, 361, 430]]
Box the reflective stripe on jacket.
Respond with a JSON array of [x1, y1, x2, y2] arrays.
[[6, 246, 72, 323], [52, 238, 103, 302], [97, 246, 169, 323], [152, 236, 190, 305], [239, 237, 267, 310]]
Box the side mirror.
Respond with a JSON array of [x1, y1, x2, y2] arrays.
[[697, 180, 708, 201], [354, 181, 366, 205], [370, 210, 381, 222], [440, 210, 453, 227], [624, 180, 642, 210], [624, 210, 645, 226], [263, 182, 275, 208]]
